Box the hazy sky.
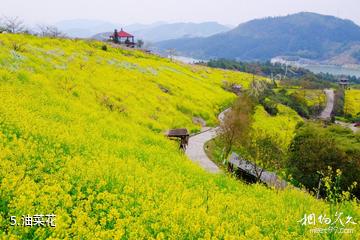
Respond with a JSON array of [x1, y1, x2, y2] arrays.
[[1, 0, 359, 26]]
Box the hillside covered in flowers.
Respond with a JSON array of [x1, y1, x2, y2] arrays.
[[0, 34, 359, 239]]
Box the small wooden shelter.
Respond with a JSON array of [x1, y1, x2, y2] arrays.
[[165, 128, 190, 151], [228, 152, 287, 189]]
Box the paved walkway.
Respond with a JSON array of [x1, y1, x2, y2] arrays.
[[185, 128, 220, 173], [185, 109, 289, 189], [185, 109, 230, 173], [319, 89, 359, 133], [335, 121, 359, 133], [319, 89, 334, 120]]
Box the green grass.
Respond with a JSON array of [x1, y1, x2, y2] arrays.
[[0, 34, 359, 239]]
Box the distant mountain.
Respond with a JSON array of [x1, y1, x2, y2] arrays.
[[125, 22, 167, 32], [155, 12, 360, 65], [55, 19, 118, 38], [92, 22, 230, 42], [132, 22, 230, 42]]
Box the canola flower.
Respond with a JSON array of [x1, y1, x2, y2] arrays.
[[252, 104, 303, 148], [0, 34, 359, 239], [345, 89, 360, 117], [296, 89, 326, 108], [279, 89, 326, 109]]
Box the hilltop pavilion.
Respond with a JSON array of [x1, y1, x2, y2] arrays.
[[338, 77, 350, 89], [110, 29, 135, 48]]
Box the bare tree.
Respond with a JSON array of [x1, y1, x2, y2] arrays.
[[0, 25, 6, 33], [37, 25, 65, 38], [248, 79, 271, 100], [2, 16, 25, 33], [0, 18, 5, 32], [218, 94, 254, 159], [37, 25, 50, 36]]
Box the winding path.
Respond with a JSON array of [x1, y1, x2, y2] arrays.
[[185, 109, 230, 173], [187, 88, 335, 174], [319, 89, 358, 133], [185, 129, 220, 173], [319, 89, 334, 120], [185, 109, 288, 189], [335, 121, 359, 133], [186, 89, 356, 182]]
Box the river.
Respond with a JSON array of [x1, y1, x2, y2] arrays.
[[175, 56, 360, 78], [303, 65, 360, 77]]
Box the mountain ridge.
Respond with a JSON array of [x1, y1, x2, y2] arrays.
[[155, 12, 360, 65], [92, 22, 230, 42], [54, 19, 230, 41]]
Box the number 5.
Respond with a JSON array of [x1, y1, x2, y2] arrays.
[[10, 216, 17, 226]]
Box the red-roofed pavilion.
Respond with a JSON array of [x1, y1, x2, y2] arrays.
[[111, 28, 135, 48]]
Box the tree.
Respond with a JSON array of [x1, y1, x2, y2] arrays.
[[136, 39, 144, 48], [2, 16, 25, 33], [0, 19, 6, 33], [217, 94, 254, 159], [248, 79, 272, 102], [37, 25, 65, 38], [243, 131, 284, 182], [333, 88, 345, 116], [0, 26, 6, 33], [113, 29, 119, 44]]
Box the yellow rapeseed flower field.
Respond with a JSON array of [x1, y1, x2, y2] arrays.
[[345, 89, 360, 117], [287, 89, 326, 108], [253, 104, 303, 148], [0, 34, 359, 239]]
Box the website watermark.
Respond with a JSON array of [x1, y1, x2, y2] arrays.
[[310, 227, 354, 234], [298, 212, 357, 234]]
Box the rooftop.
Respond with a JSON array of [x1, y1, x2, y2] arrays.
[[115, 28, 134, 38]]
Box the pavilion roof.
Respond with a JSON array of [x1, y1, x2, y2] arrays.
[[116, 29, 134, 38]]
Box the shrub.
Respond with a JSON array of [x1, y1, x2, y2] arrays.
[[333, 88, 345, 116], [261, 88, 311, 118], [260, 98, 278, 116], [288, 122, 360, 198]]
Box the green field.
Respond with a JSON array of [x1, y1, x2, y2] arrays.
[[0, 34, 359, 239]]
